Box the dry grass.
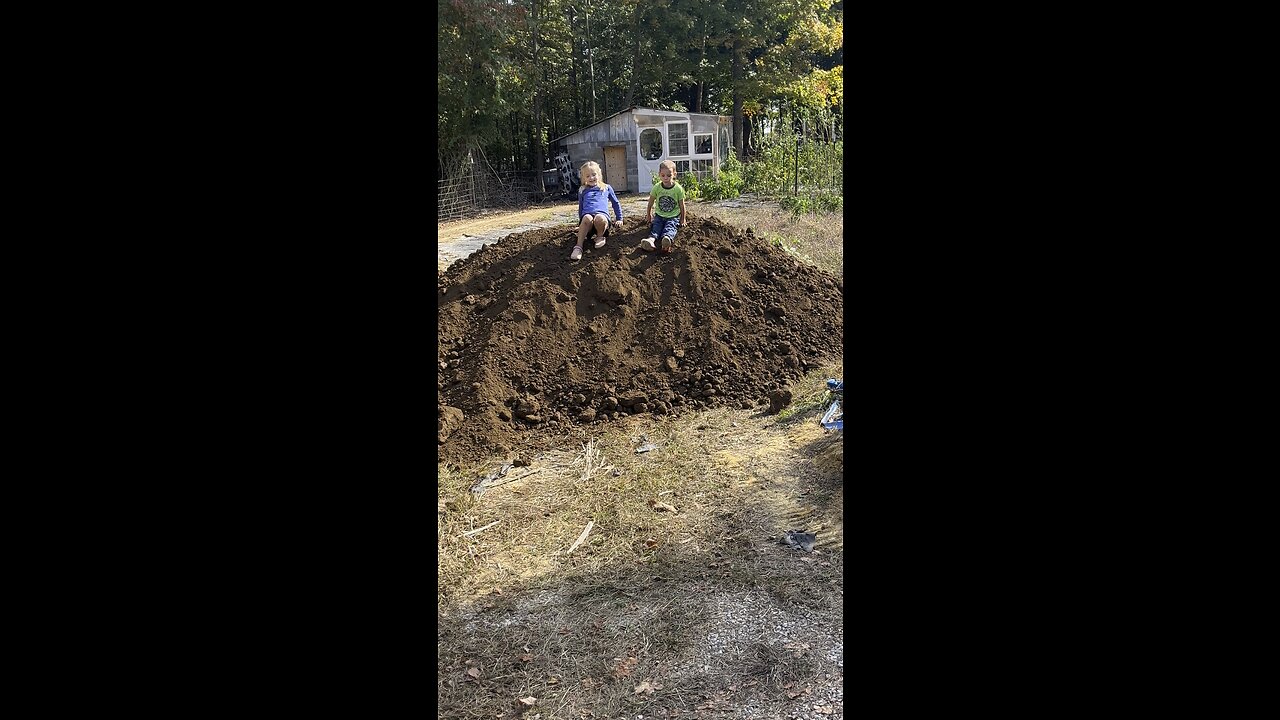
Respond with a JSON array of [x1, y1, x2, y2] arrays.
[[438, 362, 844, 719], [691, 200, 843, 278]]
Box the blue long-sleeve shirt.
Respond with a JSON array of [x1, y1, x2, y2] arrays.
[[578, 184, 623, 221]]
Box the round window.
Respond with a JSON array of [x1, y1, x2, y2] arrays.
[[639, 128, 663, 160]]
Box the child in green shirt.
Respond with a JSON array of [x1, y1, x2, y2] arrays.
[[641, 160, 686, 254]]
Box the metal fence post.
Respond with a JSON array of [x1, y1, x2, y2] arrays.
[[794, 135, 800, 196]]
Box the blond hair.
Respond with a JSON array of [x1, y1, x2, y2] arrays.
[[658, 160, 678, 178], [579, 161, 606, 194]]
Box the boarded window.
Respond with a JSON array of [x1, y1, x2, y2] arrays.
[[640, 128, 663, 160], [669, 123, 689, 156]]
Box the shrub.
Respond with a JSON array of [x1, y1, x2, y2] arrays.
[[682, 171, 702, 202], [701, 155, 744, 201]]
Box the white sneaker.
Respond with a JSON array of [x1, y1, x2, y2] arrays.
[[640, 237, 656, 252]]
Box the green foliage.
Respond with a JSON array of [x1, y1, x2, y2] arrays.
[[780, 192, 842, 217], [437, 0, 843, 179], [699, 157, 744, 201], [681, 171, 702, 202]]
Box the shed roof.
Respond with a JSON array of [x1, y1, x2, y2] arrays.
[[549, 106, 728, 145]]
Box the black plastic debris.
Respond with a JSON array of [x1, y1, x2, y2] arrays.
[[781, 530, 817, 552]]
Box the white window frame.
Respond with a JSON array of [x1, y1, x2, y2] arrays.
[[638, 127, 665, 161], [691, 132, 714, 158], [665, 120, 691, 158]]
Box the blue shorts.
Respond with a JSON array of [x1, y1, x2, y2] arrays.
[[649, 215, 680, 240]]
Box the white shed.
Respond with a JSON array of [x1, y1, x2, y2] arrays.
[[550, 106, 732, 194]]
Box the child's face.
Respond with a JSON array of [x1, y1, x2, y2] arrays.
[[583, 167, 599, 186], [659, 167, 673, 184]]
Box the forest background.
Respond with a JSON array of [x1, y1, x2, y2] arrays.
[[438, 0, 844, 204]]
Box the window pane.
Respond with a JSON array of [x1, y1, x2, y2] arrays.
[[669, 123, 688, 156], [640, 128, 663, 160], [694, 134, 712, 155], [675, 160, 690, 173]]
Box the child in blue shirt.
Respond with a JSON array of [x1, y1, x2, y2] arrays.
[[571, 160, 623, 261]]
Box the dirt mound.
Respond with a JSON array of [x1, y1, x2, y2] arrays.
[[437, 215, 843, 464]]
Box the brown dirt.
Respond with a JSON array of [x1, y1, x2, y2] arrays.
[[437, 214, 843, 466]]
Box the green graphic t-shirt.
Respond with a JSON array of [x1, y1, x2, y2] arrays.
[[650, 181, 685, 218]]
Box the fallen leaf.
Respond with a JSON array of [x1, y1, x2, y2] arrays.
[[634, 679, 664, 695], [547, 677, 560, 685], [644, 538, 659, 547], [518, 653, 534, 662], [815, 705, 833, 715], [783, 682, 794, 689], [610, 656, 639, 679], [558, 627, 571, 635], [649, 500, 677, 512], [518, 696, 537, 707], [492, 587, 503, 595], [787, 692, 801, 699], [467, 667, 481, 680]]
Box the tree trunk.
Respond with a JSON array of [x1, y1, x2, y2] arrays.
[[586, 10, 597, 121], [567, 6, 580, 127], [732, 40, 744, 160], [530, 0, 544, 190], [623, 5, 643, 109], [694, 28, 707, 113]]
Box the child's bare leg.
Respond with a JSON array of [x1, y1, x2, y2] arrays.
[[576, 213, 593, 244], [592, 214, 609, 247]]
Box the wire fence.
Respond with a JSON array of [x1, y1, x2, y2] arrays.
[[741, 137, 843, 199], [438, 169, 559, 223]]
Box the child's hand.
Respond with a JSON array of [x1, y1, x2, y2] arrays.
[[646, 211, 654, 223]]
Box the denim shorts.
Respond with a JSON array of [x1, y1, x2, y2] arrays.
[[649, 215, 680, 240]]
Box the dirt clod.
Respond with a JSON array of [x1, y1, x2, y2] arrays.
[[767, 389, 793, 415]]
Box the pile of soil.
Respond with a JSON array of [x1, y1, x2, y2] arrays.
[[437, 215, 843, 464]]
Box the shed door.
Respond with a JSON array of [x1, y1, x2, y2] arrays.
[[604, 146, 628, 192]]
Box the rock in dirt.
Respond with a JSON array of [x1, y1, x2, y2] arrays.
[[439, 406, 465, 443]]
